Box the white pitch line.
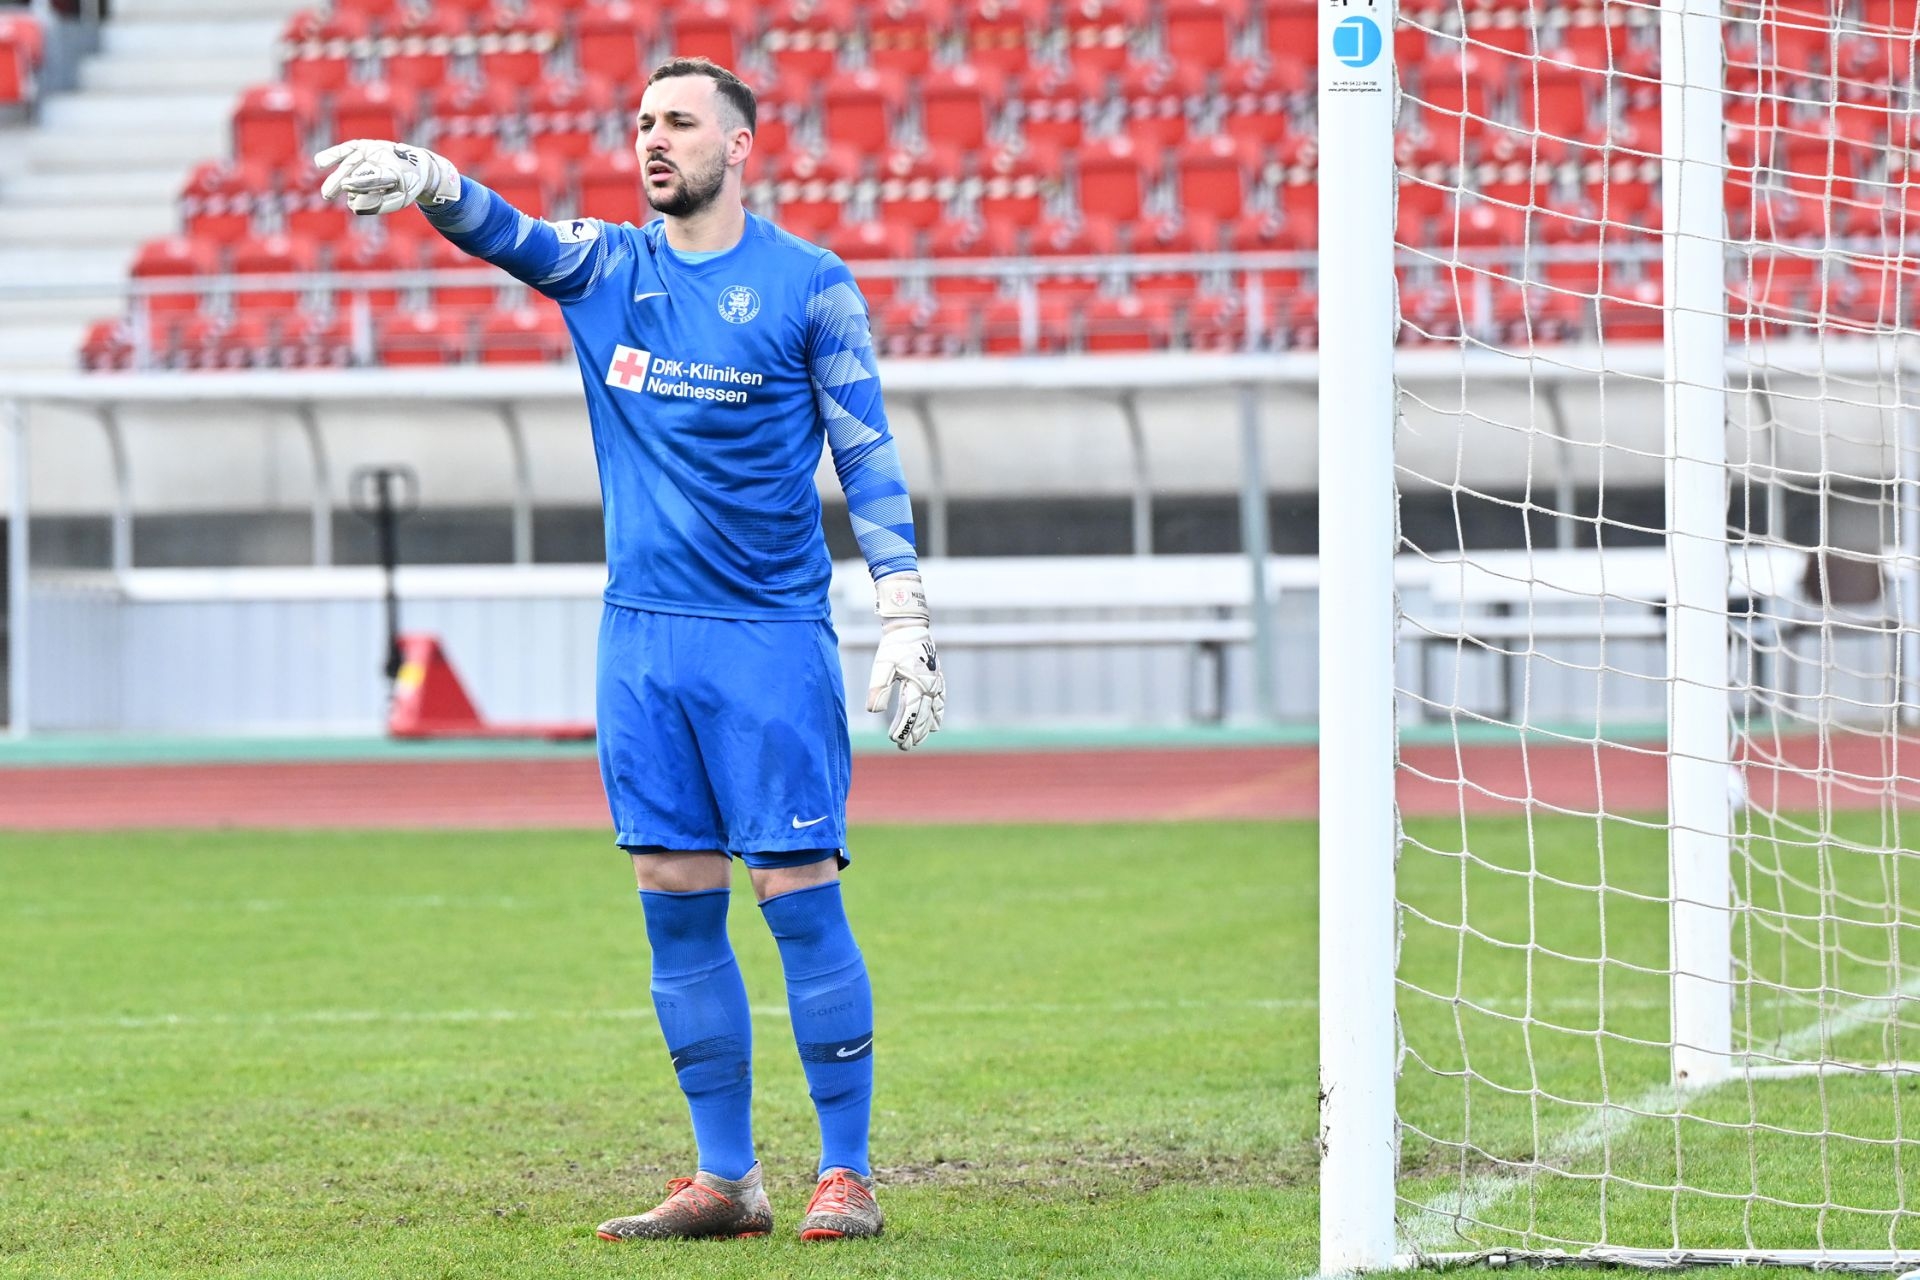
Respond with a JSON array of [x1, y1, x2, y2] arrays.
[[0, 995, 1677, 1036], [7, 894, 543, 917], [0, 997, 1313, 1034], [1399, 970, 1920, 1260]]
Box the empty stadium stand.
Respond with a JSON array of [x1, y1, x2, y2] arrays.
[[0, 0, 306, 372], [54, 0, 1920, 370]]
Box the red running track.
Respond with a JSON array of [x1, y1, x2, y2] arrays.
[[0, 737, 1910, 831]]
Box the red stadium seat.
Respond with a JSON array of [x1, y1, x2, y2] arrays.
[[1420, 50, 1493, 124], [332, 82, 419, 148], [1013, 62, 1102, 151], [958, 0, 1042, 74], [1518, 61, 1597, 142], [764, 0, 857, 79], [1163, 0, 1247, 66], [0, 12, 42, 107], [527, 75, 615, 160], [873, 295, 931, 357], [1547, 10, 1635, 70], [329, 233, 408, 312], [131, 236, 218, 315], [205, 313, 277, 370], [925, 218, 1016, 301], [179, 160, 269, 242], [1028, 216, 1114, 306], [378, 309, 472, 365], [276, 8, 368, 94], [1185, 292, 1248, 351], [974, 143, 1055, 227], [1442, 197, 1528, 249], [480, 301, 571, 363], [165, 313, 228, 371], [822, 66, 907, 152], [423, 236, 501, 310], [233, 84, 316, 167], [231, 233, 319, 313], [375, 8, 468, 91], [830, 220, 916, 304], [671, 0, 754, 69], [922, 63, 1002, 153], [1118, 60, 1201, 151], [1060, 0, 1147, 74], [1132, 213, 1217, 301], [1596, 275, 1663, 340], [981, 294, 1072, 352], [1029, 214, 1116, 257], [470, 151, 569, 215], [772, 146, 862, 241], [1175, 134, 1251, 223], [579, 148, 646, 225], [1078, 133, 1152, 223], [874, 146, 963, 228], [928, 217, 1018, 258], [1083, 292, 1173, 351], [425, 79, 519, 170], [867, 0, 949, 76], [279, 161, 354, 244], [1828, 260, 1920, 329], [281, 311, 358, 367], [1263, 0, 1315, 63], [477, 1, 562, 87], [79, 318, 134, 373], [1220, 58, 1300, 152], [576, 1, 659, 85]]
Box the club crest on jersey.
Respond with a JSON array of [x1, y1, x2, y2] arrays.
[[717, 285, 761, 324]]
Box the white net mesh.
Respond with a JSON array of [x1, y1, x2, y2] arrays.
[[1388, 0, 1920, 1263]]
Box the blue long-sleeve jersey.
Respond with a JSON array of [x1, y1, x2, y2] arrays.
[[422, 179, 920, 621]]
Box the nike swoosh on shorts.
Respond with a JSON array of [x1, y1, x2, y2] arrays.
[[791, 815, 829, 829]]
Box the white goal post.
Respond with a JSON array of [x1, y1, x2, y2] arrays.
[[1321, 0, 1920, 1270]]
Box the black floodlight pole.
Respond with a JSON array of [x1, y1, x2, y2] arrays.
[[349, 465, 420, 684]]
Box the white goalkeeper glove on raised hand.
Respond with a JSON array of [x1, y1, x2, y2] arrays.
[[315, 139, 461, 216], [867, 571, 945, 751]]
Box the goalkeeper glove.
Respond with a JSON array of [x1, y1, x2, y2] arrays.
[[866, 571, 945, 751], [314, 139, 461, 216]]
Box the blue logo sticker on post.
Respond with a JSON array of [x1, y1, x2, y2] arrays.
[[1331, 14, 1383, 67]]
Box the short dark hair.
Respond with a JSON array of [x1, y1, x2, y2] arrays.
[[646, 57, 757, 134]]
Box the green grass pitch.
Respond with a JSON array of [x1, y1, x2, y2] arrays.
[[5, 815, 1916, 1278], [0, 822, 1306, 1279]]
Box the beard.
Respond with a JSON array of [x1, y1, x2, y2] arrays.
[[645, 149, 727, 217]]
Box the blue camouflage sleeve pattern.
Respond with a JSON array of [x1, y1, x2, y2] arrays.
[[806, 253, 920, 581], [420, 177, 627, 305]]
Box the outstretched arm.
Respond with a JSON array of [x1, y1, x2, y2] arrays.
[[807, 253, 945, 750], [314, 139, 618, 304], [808, 256, 919, 580]]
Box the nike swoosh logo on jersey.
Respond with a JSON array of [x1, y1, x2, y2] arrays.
[[837, 1038, 873, 1058], [634, 290, 669, 302], [791, 815, 829, 829]]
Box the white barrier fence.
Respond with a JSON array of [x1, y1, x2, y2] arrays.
[[4, 345, 1916, 735]]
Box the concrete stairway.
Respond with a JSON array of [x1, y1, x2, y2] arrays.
[[0, 0, 306, 372]]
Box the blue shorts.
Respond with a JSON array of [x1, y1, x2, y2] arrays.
[[596, 603, 851, 865]]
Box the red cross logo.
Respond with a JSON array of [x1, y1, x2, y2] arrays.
[[605, 344, 651, 392]]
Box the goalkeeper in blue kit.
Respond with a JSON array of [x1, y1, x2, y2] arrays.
[[317, 57, 944, 1242]]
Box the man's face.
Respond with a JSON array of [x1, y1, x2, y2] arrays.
[[634, 75, 742, 218]]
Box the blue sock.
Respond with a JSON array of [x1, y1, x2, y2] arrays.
[[760, 880, 873, 1178], [639, 887, 755, 1181]]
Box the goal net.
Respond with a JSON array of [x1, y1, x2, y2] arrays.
[[1318, 0, 1920, 1269]]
